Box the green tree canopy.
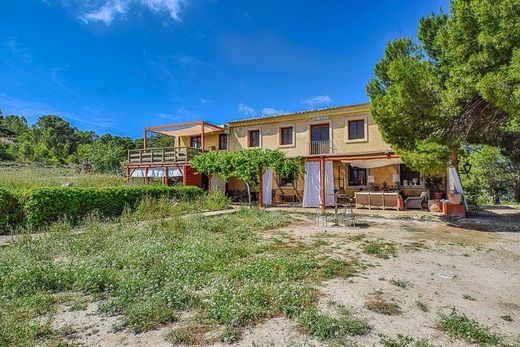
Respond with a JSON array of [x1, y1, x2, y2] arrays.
[[462, 145, 520, 205], [367, 0, 520, 172]]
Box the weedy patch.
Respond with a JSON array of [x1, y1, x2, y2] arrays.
[[348, 233, 366, 242], [0, 208, 375, 346], [362, 240, 397, 259], [167, 324, 208, 345], [69, 299, 88, 312], [319, 258, 363, 279], [389, 279, 412, 289], [298, 308, 371, 341], [415, 301, 429, 313], [462, 294, 477, 301], [403, 241, 429, 251], [364, 293, 402, 316], [439, 308, 501, 345], [379, 334, 432, 347]]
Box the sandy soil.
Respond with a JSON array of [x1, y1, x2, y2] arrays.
[[51, 207, 520, 346]]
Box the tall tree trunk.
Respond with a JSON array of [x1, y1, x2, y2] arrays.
[[245, 182, 251, 208], [514, 179, 520, 203], [492, 188, 500, 205]]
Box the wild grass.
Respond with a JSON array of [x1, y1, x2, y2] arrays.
[[439, 308, 501, 345], [389, 278, 412, 289], [0, 208, 368, 346], [379, 334, 432, 347], [362, 240, 397, 259], [126, 192, 231, 221], [167, 324, 207, 345], [462, 294, 477, 301], [298, 307, 371, 341], [364, 294, 402, 316], [415, 301, 429, 313], [0, 165, 122, 189], [348, 233, 366, 242]]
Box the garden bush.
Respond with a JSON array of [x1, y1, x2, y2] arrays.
[[0, 188, 23, 231], [0, 185, 204, 232]]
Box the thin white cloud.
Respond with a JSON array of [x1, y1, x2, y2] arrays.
[[157, 113, 179, 120], [79, 0, 126, 25], [302, 95, 333, 106], [234, 8, 250, 19], [238, 103, 256, 117], [261, 107, 284, 116], [79, 0, 186, 25]]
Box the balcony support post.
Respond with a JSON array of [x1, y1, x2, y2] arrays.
[[143, 129, 148, 149], [164, 166, 169, 186], [258, 169, 263, 208], [320, 157, 325, 212], [200, 121, 205, 151]]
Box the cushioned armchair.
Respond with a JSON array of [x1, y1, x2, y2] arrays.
[[405, 191, 429, 209]]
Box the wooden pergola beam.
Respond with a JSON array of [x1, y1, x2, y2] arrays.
[[146, 121, 223, 132]]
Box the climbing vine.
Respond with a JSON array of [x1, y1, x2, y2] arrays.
[[191, 149, 304, 205]]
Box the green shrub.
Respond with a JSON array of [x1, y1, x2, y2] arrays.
[[0, 188, 23, 233], [202, 191, 231, 210], [0, 185, 204, 230]]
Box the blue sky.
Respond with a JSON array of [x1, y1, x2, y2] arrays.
[[0, 0, 449, 138]]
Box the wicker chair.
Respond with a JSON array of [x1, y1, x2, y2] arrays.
[[405, 191, 429, 209]]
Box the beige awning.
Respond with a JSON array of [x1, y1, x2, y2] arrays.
[[148, 122, 223, 137], [348, 158, 403, 169]]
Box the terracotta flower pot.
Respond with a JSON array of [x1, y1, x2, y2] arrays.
[[448, 193, 462, 205]]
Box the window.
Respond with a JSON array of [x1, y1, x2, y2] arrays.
[[280, 126, 293, 145], [190, 136, 201, 149], [248, 130, 260, 147], [400, 164, 421, 186], [218, 134, 228, 150], [348, 119, 365, 140], [279, 173, 296, 187], [310, 124, 330, 154], [348, 165, 367, 186]]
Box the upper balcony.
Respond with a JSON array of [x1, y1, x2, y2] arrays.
[[126, 121, 224, 166], [127, 147, 200, 165]]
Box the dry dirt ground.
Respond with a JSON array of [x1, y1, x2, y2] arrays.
[[51, 207, 520, 346]]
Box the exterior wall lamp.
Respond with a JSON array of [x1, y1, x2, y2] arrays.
[[462, 162, 472, 175]]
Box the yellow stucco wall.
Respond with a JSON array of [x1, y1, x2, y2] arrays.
[[227, 104, 392, 157], [178, 133, 222, 151]]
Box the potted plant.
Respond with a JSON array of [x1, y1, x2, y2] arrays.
[[425, 175, 443, 199]]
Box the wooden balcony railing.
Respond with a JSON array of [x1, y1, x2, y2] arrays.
[[127, 147, 200, 164], [310, 140, 330, 155]]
